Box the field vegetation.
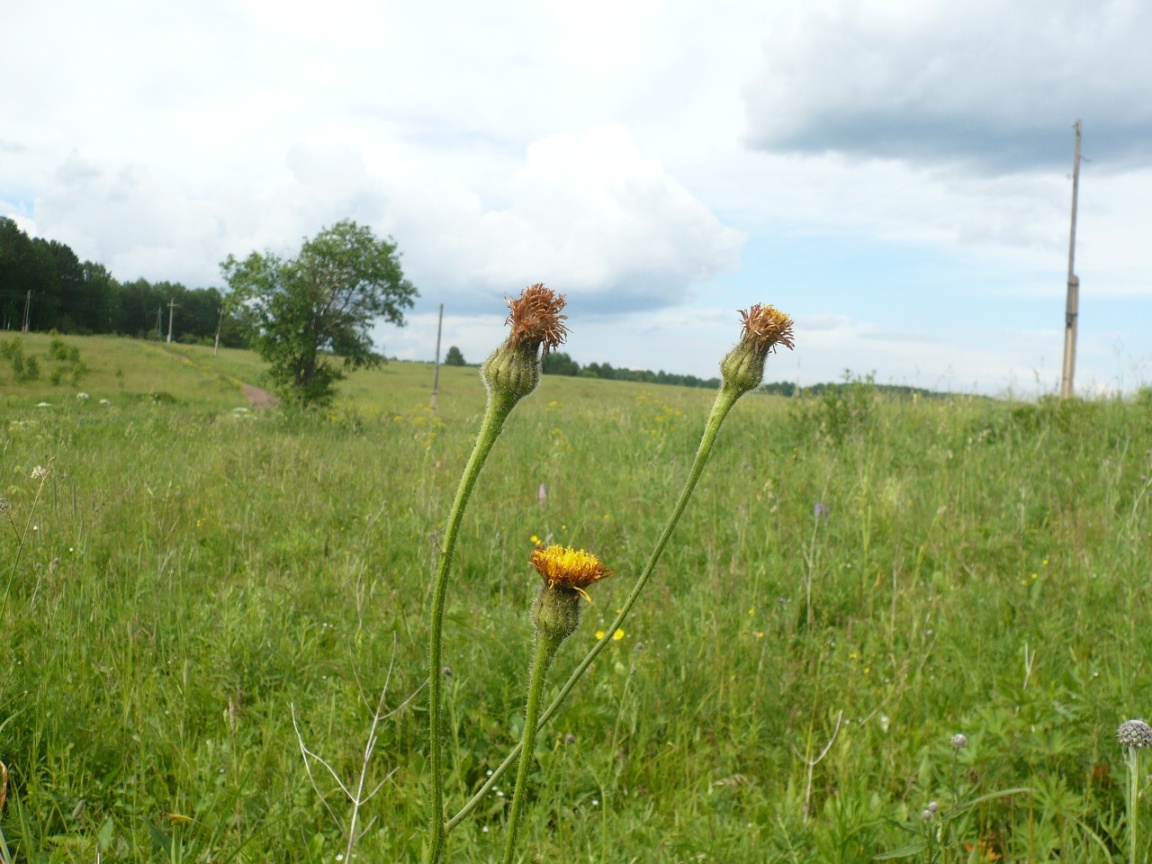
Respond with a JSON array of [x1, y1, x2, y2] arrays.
[[2, 332, 1152, 861]]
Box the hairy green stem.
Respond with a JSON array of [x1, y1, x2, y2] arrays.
[[449, 383, 743, 831], [425, 390, 516, 864], [502, 631, 561, 864], [1128, 747, 1142, 864]]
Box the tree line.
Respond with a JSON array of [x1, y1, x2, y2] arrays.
[[0, 217, 247, 346]]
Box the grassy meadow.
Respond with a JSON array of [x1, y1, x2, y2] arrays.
[[2, 331, 1152, 862]]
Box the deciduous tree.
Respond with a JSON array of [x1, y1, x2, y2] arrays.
[[221, 220, 417, 405]]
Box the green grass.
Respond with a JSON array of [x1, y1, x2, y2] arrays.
[[2, 334, 1152, 861]]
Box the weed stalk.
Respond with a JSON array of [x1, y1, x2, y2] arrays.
[[449, 304, 795, 832], [424, 285, 567, 864]]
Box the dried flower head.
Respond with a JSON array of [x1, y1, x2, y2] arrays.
[[482, 284, 568, 403], [1117, 719, 1152, 749], [738, 304, 795, 354], [530, 545, 611, 592], [0, 497, 11, 516], [505, 283, 568, 355], [720, 303, 795, 395], [31, 465, 49, 480], [951, 733, 969, 750]]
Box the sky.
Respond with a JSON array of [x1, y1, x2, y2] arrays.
[[3, 0, 1151, 396]]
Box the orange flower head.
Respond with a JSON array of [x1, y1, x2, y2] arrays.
[[530, 545, 611, 592], [738, 304, 795, 355], [505, 283, 568, 355]]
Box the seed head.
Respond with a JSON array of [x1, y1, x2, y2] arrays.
[[720, 304, 795, 395], [505, 284, 568, 355], [1117, 719, 1152, 749], [739, 304, 795, 355], [951, 733, 968, 750], [482, 284, 568, 404]]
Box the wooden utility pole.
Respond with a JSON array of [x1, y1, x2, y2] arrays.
[[1060, 120, 1082, 400], [22, 290, 31, 332], [430, 303, 444, 410], [166, 298, 179, 344]]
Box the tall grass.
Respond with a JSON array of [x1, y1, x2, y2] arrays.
[[2, 344, 1151, 861]]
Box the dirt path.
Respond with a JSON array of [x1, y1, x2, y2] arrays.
[[241, 382, 279, 407]]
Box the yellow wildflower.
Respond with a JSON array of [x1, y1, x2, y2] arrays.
[[530, 545, 611, 592]]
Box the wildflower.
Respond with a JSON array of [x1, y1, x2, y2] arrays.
[[951, 733, 969, 750], [814, 502, 829, 520], [31, 465, 49, 480], [0, 497, 11, 516], [1117, 719, 1152, 749], [530, 545, 611, 593], [719, 304, 795, 396], [76, 392, 89, 400], [482, 284, 567, 404], [530, 545, 611, 643]]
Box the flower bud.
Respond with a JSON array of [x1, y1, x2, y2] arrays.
[[482, 344, 541, 402], [1118, 719, 1152, 749], [531, 586, 583, 643]]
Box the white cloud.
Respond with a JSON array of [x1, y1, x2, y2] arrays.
[[15, 125, 742, 312], [743, 0, 1152, 173], [463, 125, 745, 311]]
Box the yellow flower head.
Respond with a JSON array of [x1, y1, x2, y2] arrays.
[[738, 304, 795, 355], [530, 545, 611, 592], [505, 284, 568, 355]]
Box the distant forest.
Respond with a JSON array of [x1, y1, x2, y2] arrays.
[[0, 217, 246, 345], [539, 351, 943, 399]]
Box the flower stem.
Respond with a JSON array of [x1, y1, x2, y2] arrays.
[[1128, 746, 1141, 864], [425, 390, 516, 864], [449, 383, 743, 831], [502, 630, 561, 864]]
